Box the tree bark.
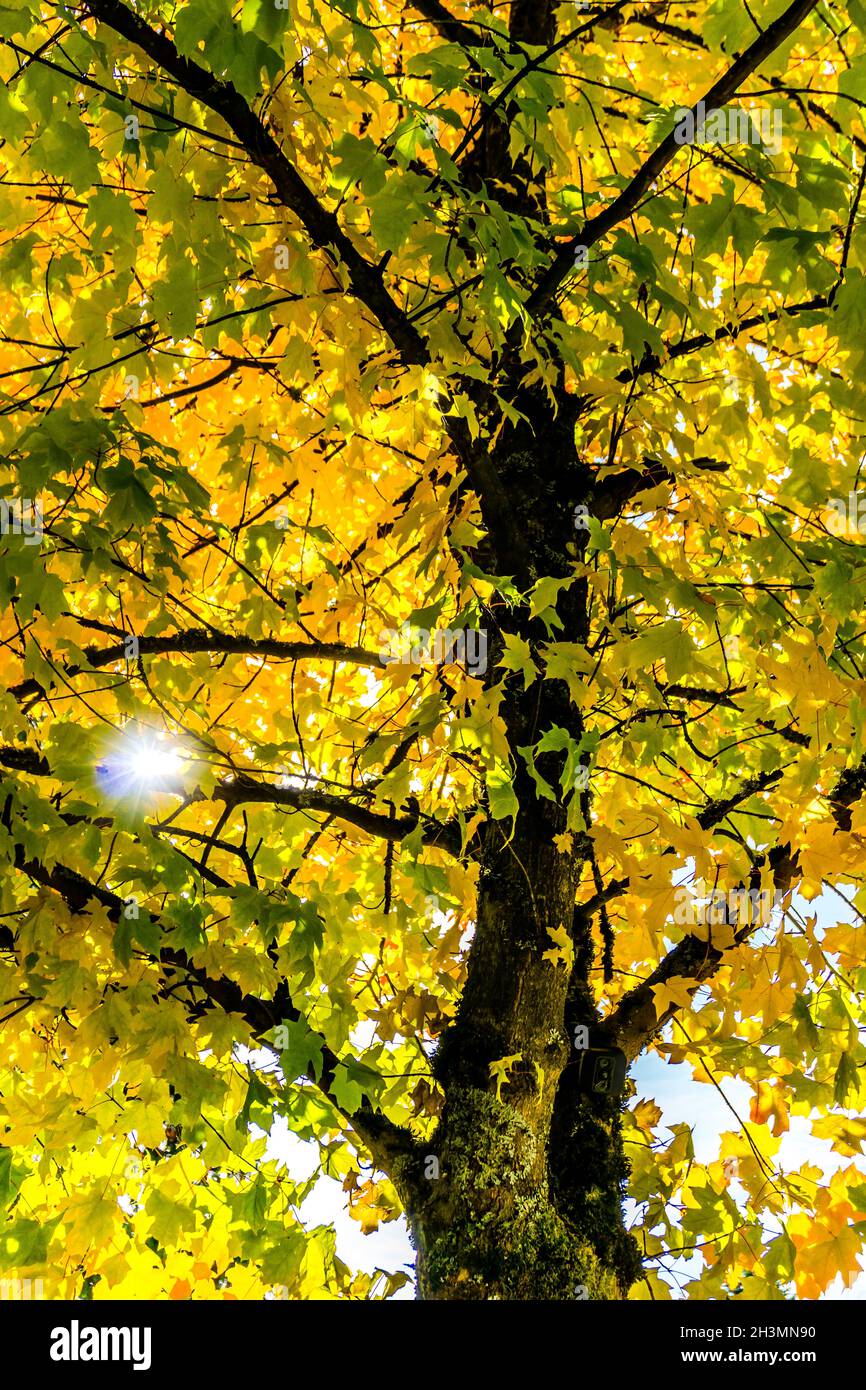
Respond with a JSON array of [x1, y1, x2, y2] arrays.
[[392, 394, 642, 1299], [395, 821, 640, 1299]]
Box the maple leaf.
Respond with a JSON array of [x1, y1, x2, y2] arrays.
[[542, 924, 575, 971], [651, 976, 700, 1019]]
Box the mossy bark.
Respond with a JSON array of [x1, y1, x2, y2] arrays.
[[407, 1088, 632, 1300], [409, 1090, 622, 1300], [397, 824, 640, 1301]]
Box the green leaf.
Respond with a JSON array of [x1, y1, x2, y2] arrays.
[[517, 743, 557, 801], [792, 993, 820, 1050], [329, 1063, 364, 1113], [30, 117, 99, 194], [543, 641, 592, 702], [152, 254, 199, 339], [240, 0, 289, 43], [276, 1017, 324, 1084], [238, 1071, 273, 1130], [529, 575, 573, 634], [486, 761, 518, 824], [0, 1218, 51, 1268], [497, 633, 538, 688], [145, 1190, 195, 1246], [633, 620, 696, 683], [0, 1148, 26, 1209], [834, 1051, 858, 1106]]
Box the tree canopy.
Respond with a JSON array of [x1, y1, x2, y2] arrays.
[[1, 0, 865, 1301]]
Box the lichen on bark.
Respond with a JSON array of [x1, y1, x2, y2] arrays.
[[406, 1088, 621, 1300]]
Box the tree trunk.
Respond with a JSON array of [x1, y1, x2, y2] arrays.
[[397, 819, 641, 1300], [390, 400, 642, 1300]]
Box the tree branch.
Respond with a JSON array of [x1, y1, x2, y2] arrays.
[[83, 0, 429, 367], [0, 746, 51, 775], [521, 0, 820, 324], [591, 455, 727, 520], [598, 758, 865, 1060], [597, 844, 800, 1063], [8, 848, 418, 1172], [9, 626, 385, 704], [0, 739, 468, 858], [215, 773, 465, 856], [617, 295, 830, 385], [410, 0, 482, 51]]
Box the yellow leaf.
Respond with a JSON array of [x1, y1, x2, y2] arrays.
[[633, 1098, 663, 1132], [542, 923, 574, 971], [792, 1218, 863, 1298], [749, 1081, 789, 1135], [651, 976, 699, 1019], [488, 1053, 523, 1100]]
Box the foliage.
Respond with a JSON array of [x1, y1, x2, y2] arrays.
[[0, 0, 865, 1300]]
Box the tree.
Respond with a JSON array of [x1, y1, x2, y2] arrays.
[[0, 0, 864, 1303]]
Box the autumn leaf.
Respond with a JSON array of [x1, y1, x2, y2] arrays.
[[488, 1054, 524, 1102], [542, 924, 575, 971]]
